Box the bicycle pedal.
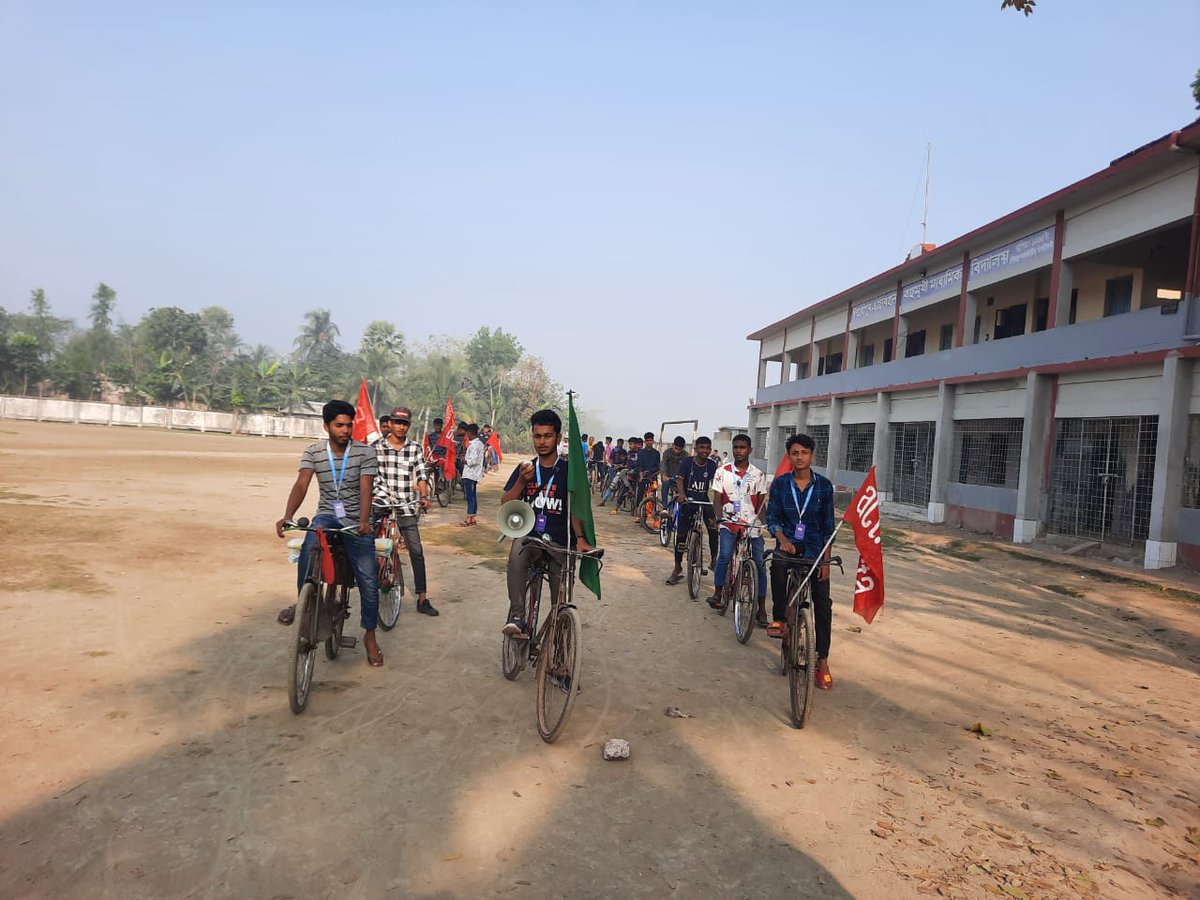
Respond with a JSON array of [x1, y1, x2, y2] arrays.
[[339, 635, 358, 648]]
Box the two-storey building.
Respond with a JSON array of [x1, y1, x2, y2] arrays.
[[747, 122, 1200, 570]]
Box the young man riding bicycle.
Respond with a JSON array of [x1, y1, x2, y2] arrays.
[[633, 431, 661, 519], [665, 435, 719, 587], [275, 399, 385, 667], [500, 409, 597, 639], [372, 405, 439, 616], [766, 433, 836, 690], [707, 433, 768, 625]]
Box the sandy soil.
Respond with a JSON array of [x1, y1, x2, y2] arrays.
[[0, 421, 1197, 899]]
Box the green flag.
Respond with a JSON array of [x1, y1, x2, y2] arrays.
[[566, 392, 601, 599]]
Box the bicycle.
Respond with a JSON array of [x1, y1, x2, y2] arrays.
[[426, 454, 451, 507], [283, 517, 360, 714], [658, 496, 679, 548], [500, 535, 605, 743], [681, 499, 713, 599], [770, 552, 843, 728], [374, 500, 424, 630], [711, 519, 765, 643], [637, 475, 661, 533]]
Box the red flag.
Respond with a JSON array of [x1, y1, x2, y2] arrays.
[[774, 456, 792, 478], [842, 466, 885, 624], [435, 398, 456, 481], [351, 378, 380, 445], [487, 431, 503, 463]]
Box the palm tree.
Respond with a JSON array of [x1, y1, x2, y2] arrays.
[[293, 309, 341, 360]]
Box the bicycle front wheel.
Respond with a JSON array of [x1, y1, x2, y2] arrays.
[[640, 497, 659, 533], [686, 531, 702, 599], [536, 606, 581, 743], [288, 582, 319, 714], [788, 587, 816, 728], [658, 507, 673, 547], [435, 473, 450, 507], [378, 552, 402, 631], [325, 583, 348, 660], [733, 558, 757, 644]]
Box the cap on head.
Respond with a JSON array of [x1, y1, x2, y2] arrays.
[[391, 406, 412, 423]]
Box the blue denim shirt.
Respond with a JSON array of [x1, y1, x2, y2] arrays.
[[766, 470, 835, 559]]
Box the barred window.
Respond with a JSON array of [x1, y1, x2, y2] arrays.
[[842, 423, 875, 472], [952, 418, 1023, 488], [754, 428, 769, 457], [1182, 416, 1200, 508], [807, 425, 830, 468]]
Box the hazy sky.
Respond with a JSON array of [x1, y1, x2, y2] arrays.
[[2, 1, 1197, 437]]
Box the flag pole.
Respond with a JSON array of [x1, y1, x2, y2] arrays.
[[780, 520, 846, 597], [566, 390, 573, 542]]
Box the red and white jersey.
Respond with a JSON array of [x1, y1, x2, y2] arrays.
[[711, 461, 767, 527]]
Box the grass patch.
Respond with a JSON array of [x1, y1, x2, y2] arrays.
[[1044, 583, 1086, 598], [422, 523, 511, 572], [881, 527, 914, 553], [938, 539, 984, 562]]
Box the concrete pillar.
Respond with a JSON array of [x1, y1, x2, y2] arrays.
[[767, 404, 782, 472], [757, 358, 768, 388], [927, 382, 957, 523], [795, 400, 809, 437], [825, 397, 844, 485], [963, 293, 980, 344], [872, 392, 893, 501], [1052, 261, 1074, 329], [896, 314, 910, 358], [1014, 372, 1055, 543], [845, 330, 859, 371], [1145, 354, 1192, 568]]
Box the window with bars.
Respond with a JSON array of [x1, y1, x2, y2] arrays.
[[754, 428, 769, 457], [1182, 416, 1200, 508], [952, 418, 1024, 488], [842, 423, 875, 472], [807, 425, 830, 467]]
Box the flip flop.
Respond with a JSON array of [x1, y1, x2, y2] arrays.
[[367, 648, 385, 667], [665, 574, 683, 585], [816, 668, 832, 690], [766, 621, 786, 639], [277, 604, 296, 626]]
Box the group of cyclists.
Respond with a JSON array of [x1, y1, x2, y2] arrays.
[[276, 402, 838, 691]]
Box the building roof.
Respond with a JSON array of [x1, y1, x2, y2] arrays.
[[747, 119, 1200, 342]]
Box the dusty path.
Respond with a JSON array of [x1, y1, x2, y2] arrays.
[[0, 422, 1197, 899]]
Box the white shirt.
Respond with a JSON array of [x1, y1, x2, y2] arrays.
[[711, 461, 767, 527], [463, 438, 486, 481]]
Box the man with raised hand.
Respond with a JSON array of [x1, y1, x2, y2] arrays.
[[275, 399, 385, 666]]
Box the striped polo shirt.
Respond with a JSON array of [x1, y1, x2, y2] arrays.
[[299, 439, 378, 520]]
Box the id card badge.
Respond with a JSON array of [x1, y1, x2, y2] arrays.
[[732, 500, 742, 514], [535, 513, 548, 534], [793, 523, 806, 541], [333, 500, 347, 519]]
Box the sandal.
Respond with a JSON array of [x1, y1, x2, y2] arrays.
[[816, 666, 832, 690], [766, 621, 786, 639], [665, 573, 683, 585], [367, 649, 385, 667]]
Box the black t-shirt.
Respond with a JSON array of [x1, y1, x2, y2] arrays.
[[678, 457, 718, 501], [590, 442, 605, 462], [505, 457, 571, 547], [638, 447, 661, 475]]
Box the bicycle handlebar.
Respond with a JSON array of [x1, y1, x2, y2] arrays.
[[517, 534, 606, 560], [284, 518, 360, 535], [765, 552, 845, 574]]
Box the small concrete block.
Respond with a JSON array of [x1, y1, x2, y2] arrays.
[[602, 738, 630, 760]]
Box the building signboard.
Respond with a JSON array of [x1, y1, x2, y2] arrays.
[[968, 225, 1055, 287], [849, 290, 896, 329], [901, 263, 963, 311]]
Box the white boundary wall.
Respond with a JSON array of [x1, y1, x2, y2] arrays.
[[0, 395, 325, 439]]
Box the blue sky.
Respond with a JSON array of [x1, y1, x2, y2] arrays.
[[2, 1, 1197, 437]]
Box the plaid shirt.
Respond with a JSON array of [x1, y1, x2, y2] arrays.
[[371, 436, 429, 511]]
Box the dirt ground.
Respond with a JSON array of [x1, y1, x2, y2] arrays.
[[0, 421, 1197, 899]]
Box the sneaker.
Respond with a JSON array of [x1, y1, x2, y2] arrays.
[[502, 616, 529, 639], [417, 600, 440, 617]]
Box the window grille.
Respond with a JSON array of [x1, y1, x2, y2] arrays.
[[1048, 416, 1157, 544], [952, 418, 1023, 488], [890, 421, 935, 506], [754, 428, 769, 458], [807, 425, 830, 468], [842, 423, 875, 472], [1183, 416, 1200, 509]]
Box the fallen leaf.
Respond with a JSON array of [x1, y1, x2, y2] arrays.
[[1145, 816, 1166, 827], [1185, 828, 1200, 846], [1000, 884, 1027, 899], [969, 723, 993, 737]]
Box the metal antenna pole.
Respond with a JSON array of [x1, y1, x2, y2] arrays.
[[921, 142, 931, 246]]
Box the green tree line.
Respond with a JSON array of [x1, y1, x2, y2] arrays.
[[0, 284, 567, 443]]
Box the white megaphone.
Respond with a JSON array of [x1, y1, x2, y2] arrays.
[[497, 499, 537, 541]]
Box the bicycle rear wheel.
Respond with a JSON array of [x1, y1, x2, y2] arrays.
[[435, 472, 450, 507], [733, 558, 757, 644], [378, 551, 402, 631], [685, 531, 702, 599], [787, 585, 816, 728], [536, 606, 581, 743], [288, 582, 319, 714], [325, 583, 348, 659]]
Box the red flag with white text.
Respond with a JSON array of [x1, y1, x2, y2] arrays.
[[435, 398, 456, 481], [351, 378, 380, 445], [842, 466, 885, 624]]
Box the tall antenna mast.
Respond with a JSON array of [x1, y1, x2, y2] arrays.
[[921, 142, 932, 246]]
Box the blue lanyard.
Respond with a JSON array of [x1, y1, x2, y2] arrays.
[[326, 441, 350, 496], [789, 477, 814, 523], [534, 460, 557, 498]]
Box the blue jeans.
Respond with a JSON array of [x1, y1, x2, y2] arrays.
[[463, 477, 479, 515], [296, 513, 380, 630], [714, 527, 767, 599]]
